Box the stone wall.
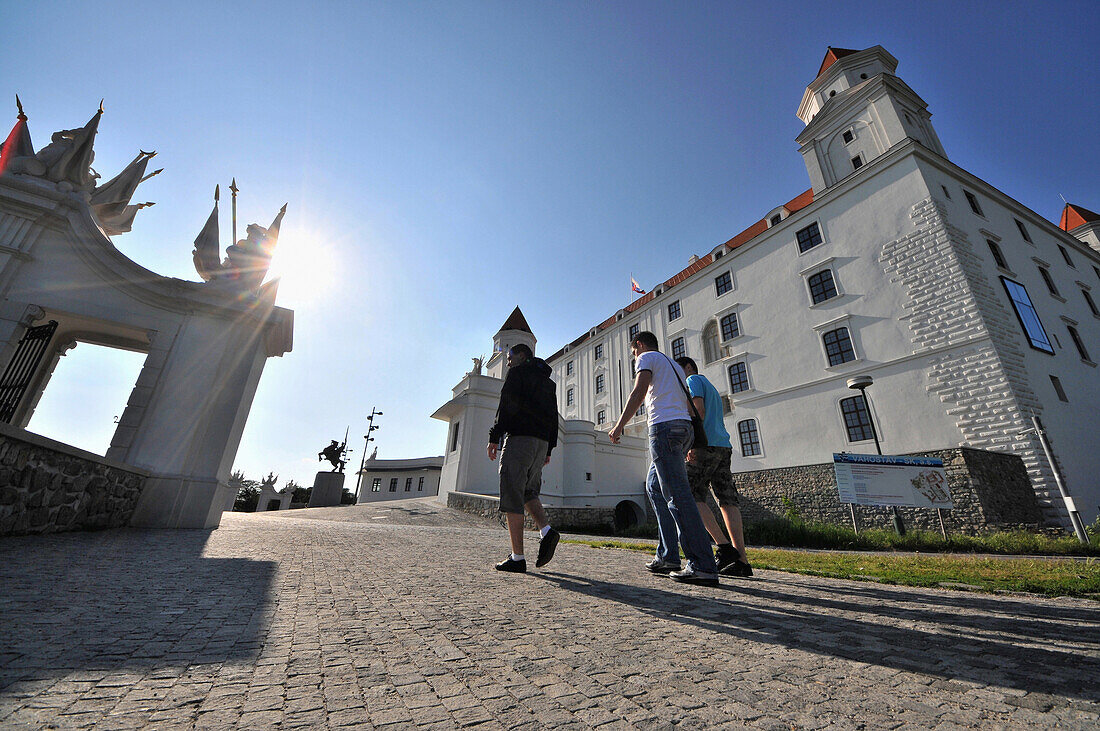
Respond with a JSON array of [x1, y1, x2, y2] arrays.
[[734, 447, 1044, 534], [448, 491, 616, 533], [0, 427, 148, 536]]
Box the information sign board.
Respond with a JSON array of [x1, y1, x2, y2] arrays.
[[833, 453, 952, 509]]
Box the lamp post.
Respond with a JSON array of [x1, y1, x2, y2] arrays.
[[353, 408, 383, 502], [846, 375, 906, 536]]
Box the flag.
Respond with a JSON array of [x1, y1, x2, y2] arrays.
[[631, 277, 646, 295]]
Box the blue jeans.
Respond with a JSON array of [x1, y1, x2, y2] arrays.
[[645, 419, 718, 574]]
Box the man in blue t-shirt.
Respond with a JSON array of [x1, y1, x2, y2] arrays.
[[676, 357, 752, 577]]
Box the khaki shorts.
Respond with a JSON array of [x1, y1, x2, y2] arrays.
[[498, 435, 548, 513], [686, 446, 739, 506]]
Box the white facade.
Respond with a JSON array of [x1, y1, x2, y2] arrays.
[[546, 46, 1100, 527], [358, 456, 444, 503]]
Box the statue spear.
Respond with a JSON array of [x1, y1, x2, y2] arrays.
[[229, 177, 239, 244]]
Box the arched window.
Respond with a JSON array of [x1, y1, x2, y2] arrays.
[[702, 320, 720, 364]]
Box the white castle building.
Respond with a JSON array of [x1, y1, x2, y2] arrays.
[[540, 46, 1100, 528]]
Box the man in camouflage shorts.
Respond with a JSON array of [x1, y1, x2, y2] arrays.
[[677, 357, 753, 577]]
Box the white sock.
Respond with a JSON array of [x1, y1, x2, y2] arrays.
[[511, 553, 525, 562], [540, 525, 552, 537]]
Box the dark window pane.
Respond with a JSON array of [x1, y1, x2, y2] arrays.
[[595, 374, 604, 393], [1068, 326, 1091, 362], [671, 337, 685, 360], [715, 272, 733, 296], [823, 327, 855, 366], [1015, 218, 1032, 242], [738, 419, 761, 457], [1059, 245, 1075, 268], [668, 301, 681, 321], [1083, 289, 1099, 317], [594, 344, 603, 359], [720, 312, 740, 340], [629, 324, 639, 340], [986, 240, 1007, 269], [567, 388, 574, 405], [728, 362, 749, 393], [796, 222, 823, 253], [1039, 267, 1059, 296], [808, 269, 838, 304], [964, 190, 983, 216], [840, 395, 875, 442]]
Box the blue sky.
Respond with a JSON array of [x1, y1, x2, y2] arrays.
[[2, 1, 1097, 489]]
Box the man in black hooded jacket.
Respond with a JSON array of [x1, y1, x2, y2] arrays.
[[487, 343, 560, 573]]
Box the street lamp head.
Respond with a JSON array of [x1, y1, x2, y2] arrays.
[[847, 375, 874, 390]]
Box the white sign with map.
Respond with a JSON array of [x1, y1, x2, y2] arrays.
[[833, 453, 952, 509]]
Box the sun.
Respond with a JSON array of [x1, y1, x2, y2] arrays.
[[264, 225, 340, 306]]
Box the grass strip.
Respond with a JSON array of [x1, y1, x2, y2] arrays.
[[562, 538, 1100, 599]]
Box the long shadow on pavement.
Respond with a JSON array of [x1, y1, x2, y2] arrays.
[[0, 527, 275, 692], [533, 571, 1100, 702]]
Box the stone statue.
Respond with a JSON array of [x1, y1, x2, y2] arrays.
[[192, 189, 287, 292], [318, 440, 347, 473], [471, 356, 483, 375]]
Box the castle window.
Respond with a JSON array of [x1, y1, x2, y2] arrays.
[[566, 360, 574, 376], [1015, 218, 1033, 243], [941, 185, 951, 200], [964, 190, 984, 216], [842, 129, 854, 144], [840, 395, 875, 442], [567, 388, 574, 406], [595, 373, 605, 393], [986, 240, 1008, 270], [594, 343, 603, 360], [702, 320, 720, 364], [1038, 266, 1060, 297], [629, 323, 640, 341], [822, 327, 856, 366], [851, 154, 864, 170], [1067, 325, 1092, 362], [1049, 375, 1068, 402], [720, 312, 740, 341], [418, 476, 424, 491], [714, 250, 724, 259], [389, 478, 398, 492], [1082, 288, 1099, 317], [728, 362, 749, 394], [597, 410, 606, 425], [671, 337, 686, 360], [668, 300, 681, 321], [808, 269, 838, 304], [796, 222, 823, 253], [770, 214, 782, 226], [371, 478, 381, 493], [405, 478, 412, 492], [737, 419, 761, 457], [1001, 277, 1054, 354], [715, 271, 733, 296], [450, 421, 461, 452], [1059, 245, 1075, 268]]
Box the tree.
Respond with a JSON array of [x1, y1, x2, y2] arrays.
[[231, 470, 261, 512], [287, 480, 311, 505]]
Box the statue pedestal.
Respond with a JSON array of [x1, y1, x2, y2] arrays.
[[308, 471, 345, 507]]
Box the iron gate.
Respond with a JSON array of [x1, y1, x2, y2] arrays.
[[0, 320, 58, 424]]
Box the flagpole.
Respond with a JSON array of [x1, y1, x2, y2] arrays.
[[229, 177, 239, 244]]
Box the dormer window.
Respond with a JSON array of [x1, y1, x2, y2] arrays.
[[770, 214, 782, 226], [842, 129, 854, 144]]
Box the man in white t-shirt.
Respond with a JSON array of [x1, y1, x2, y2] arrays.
[[609, 331, 719, 586]]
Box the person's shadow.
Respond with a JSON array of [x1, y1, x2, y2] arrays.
[[531, 571, 1100, 701]]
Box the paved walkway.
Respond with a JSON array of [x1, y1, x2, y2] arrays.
[[1, 498, 1098, 729]]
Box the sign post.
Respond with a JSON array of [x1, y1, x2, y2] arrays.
[[834, 454, 952, 532]]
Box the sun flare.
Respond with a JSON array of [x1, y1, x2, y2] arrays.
[[265, 225, 339, 305]]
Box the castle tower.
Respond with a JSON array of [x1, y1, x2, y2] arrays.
[[1060, 203, 1100, 255], [486, 306, 537, 379], [795, 46, 947, 194]]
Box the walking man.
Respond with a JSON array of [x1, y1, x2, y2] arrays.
[[610, 332, 719, 586], [676, 357, 753, 577], [487, 344, 560, 573]]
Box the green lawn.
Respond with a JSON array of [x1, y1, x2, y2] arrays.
[[563, 538, 1100, 598]]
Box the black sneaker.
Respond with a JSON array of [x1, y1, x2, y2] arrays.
[[495, 557, 526, 573], [669, 567, 720, 586], [535, 528, 560, 568], [645, 558, 681, 574], [715, 544, 739, 573], [719, 559, 753, 578]]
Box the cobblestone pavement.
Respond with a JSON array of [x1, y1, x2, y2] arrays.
[[1, 501, 1098, 730]]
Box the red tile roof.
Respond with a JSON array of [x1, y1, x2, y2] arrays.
[[1059, 203, 1100, 232], [498, 306, 532, 334], [817, 47, 860, 78], [547, 188, 815, 363]]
